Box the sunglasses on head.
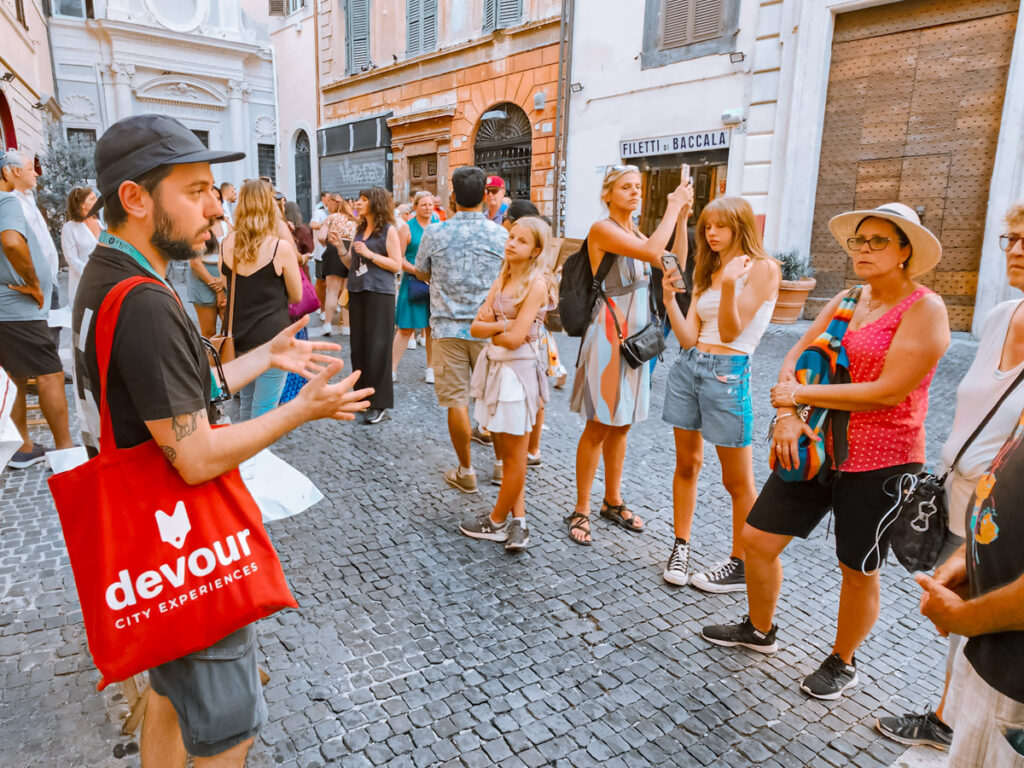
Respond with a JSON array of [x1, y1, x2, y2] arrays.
[[605, 164, 639, 177]]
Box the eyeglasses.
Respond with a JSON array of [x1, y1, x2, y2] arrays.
[[999, 234, 1024, 252], [846, 235, 893, 252]]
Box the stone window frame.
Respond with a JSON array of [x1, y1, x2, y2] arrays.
[[641, 0, 741, 70]]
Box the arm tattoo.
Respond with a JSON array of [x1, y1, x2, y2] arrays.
[[161, 445, 177, 464], [171, 412, 199, 441]]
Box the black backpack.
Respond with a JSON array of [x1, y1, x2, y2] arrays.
[[557, 238, 616, 337]]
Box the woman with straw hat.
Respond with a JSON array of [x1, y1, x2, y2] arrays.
[[701, 202, 950, 701]]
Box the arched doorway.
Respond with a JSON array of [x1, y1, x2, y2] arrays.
[[473, 102, 531, 202], [0, 91, 17, 150], [294, 130, 312, 222]]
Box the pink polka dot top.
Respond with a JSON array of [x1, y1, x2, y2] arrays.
[[840, 286, 936, 472]]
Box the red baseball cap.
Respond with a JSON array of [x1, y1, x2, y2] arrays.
[[485, 176, 505, 190]]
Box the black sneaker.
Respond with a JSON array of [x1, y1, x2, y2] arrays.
[[504, 519, 529, 551], [875, 711, 952, 750], [459, 513, 508, 542], [801, 653, 858, 700], [690, 556, 746, 593], [662, 540, 690, 586], [701, 615, 778, 654], [8, 443, 48, 469]]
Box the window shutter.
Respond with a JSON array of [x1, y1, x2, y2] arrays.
[[422, 0, 437, 52], [269, 0, 286, 16], [483, 0, 497, 33], [496, 0, 521, 28], [663, 0, 690, 48], [407, 0, 422, 56], [347, 0, 371, 73], [693, 0, 722, 41]]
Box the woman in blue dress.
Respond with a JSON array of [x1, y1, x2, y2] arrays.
[[392, 191, 435, 382]]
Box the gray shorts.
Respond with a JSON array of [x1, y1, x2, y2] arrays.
[[187, 262, 220, 307], [661, 348, 753, 447], [148, 624, 266, 758]]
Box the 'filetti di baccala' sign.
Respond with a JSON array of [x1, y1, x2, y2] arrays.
[[620, 130, 731, 159]]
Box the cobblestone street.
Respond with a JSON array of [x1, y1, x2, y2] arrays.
[[0, 313, 977, 768]]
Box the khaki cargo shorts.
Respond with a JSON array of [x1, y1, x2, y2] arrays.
[[433, 337, 487, 408]]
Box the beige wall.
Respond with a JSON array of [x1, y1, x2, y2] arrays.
[[0, 0, 58, 152]]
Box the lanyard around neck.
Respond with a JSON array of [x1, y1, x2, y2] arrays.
[[99, 231, 171, 289]]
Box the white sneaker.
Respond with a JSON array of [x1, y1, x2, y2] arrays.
[[341, 326, 351, 336], [425, 368, 435, 384], [407, 337, 417, 350], [662, 540, 690, 586], [318, 311, 326, 323], [392, 371, 398, 383]]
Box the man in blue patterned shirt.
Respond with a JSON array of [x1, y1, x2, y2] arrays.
[[417, 166, 506, 493]]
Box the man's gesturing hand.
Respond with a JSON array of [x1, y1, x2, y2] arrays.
[[268, 315, 343, 379], [294, 360, 374, 421]]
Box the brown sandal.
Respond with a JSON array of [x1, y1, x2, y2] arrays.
[[600, 499, 645, 533], [565, 512, 592, 546]]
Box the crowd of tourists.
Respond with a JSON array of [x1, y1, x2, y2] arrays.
[[0, 114, 1022, 768]]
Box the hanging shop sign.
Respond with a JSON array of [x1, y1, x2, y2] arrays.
[[620, 130, 731, 159]]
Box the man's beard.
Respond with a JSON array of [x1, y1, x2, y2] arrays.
[[150, 203, 215, 262]]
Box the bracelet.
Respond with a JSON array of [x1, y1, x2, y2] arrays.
[[790, 385, 803, 406]]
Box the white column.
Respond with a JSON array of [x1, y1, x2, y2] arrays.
[[974, 2, 1024, 335], [110, 61, 135, 121], [227, 79, 248, 182]]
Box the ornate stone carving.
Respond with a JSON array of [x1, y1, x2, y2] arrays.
[[61, 94, 97, 120], [134, 76, 227, 110], [254, 115, 277, 139], [227, 79, 252, 99]]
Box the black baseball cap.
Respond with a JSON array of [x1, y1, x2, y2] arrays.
[[89, 114, 245, 217]]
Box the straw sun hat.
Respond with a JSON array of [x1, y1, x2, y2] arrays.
[[828, 202, 942, 277]]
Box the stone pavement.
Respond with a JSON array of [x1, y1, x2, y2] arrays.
[[0, 299, 978, 767]]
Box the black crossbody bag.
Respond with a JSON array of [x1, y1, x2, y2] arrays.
[[597, 274, 665, 369], [886, 363, 1024, 573]]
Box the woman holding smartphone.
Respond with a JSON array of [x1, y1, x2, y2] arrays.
[[660, 196, 780, 592]]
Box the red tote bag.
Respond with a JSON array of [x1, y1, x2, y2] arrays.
[[48, 276, 297, 690]]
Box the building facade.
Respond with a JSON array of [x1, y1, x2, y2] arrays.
[[1, 0, 60, 153], [317, 0, 562, 215], [48, 0, 278, 187], [565, 0, 1024, 334]]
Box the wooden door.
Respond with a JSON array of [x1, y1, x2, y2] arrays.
[[409, 153, 438, 197]]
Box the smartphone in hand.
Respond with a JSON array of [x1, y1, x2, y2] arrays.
[[681, 163, 692, 186], [662, 253, 686, 291]]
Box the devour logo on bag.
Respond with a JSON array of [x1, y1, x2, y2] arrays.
[[155, 501, 191, 548], [104, 501, 259, 628]]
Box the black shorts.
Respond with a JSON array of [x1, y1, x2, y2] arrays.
[[314, 257, 325, 281], [0, 319, 63, 378], [746, 463, 922, 572], [322, 244, 348, 279]]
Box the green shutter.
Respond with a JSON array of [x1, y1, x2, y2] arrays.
[[347, 0, 371, 73], [483, 0, 496, 33], [407, 0, 422, 55], [422, 0, 437, 52]]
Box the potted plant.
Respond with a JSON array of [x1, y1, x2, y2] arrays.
[[771, 250, 816, 324]]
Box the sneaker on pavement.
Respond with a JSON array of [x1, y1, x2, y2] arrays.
[[407, 337, 417, 350], [505, 519, 530, 551], [392, 371, 398, 383], [425, 368, 435, 384], [491, 461, 503, 486], [341, 325, 351, 336], [662, 540, 691, 586], [318, 310, 326, 323], [365, 408, 389, 425], [526, 452, 542, 468], [8, 443, 48, 469], [701, 615, 778, 654], [460, 513, 509, 542], [690, 556, 746, 593], [875, 711, 952, 751], [444, 467, 478, 494], [801, 653, 858, 700], [471, 425, 493, 445]]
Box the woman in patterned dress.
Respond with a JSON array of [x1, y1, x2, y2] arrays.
[[566, 166, 692, 545]]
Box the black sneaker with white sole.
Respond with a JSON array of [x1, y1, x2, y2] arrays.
[[504, 519, 529, 551], [800, 653, 858, 700], [701, 615, 778, 653], [662, 539, 690, 586], [459, 513, 509, 542], [875, 710, 952, 750], [365, 408, 389, 424], [690, 556, 746, 593], [8, 443, 48, 469]]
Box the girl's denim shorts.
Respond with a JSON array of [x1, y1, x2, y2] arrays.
[[661, 348, 753, 447]]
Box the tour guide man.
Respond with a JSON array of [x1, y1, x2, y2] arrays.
[[72, 114, 373, 766]]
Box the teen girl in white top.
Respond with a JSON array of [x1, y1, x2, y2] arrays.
[[660, 196, 780, 592]]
